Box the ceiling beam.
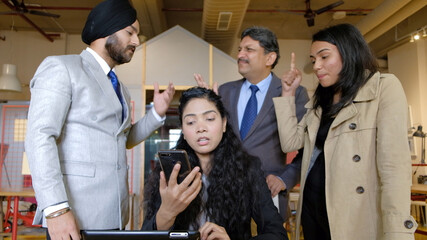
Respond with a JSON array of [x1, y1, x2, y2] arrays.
[[356, 0, 411, 35], [363, 0, 427, 43], [1, 0, 55, 42]]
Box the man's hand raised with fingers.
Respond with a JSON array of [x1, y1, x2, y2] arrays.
[[193, 73, 219, 95]]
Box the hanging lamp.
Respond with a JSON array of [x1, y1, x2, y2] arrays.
[[0, 64, 22, 92]]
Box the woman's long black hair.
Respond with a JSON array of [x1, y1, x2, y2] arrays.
[[144, 87, 264, 239], [312, 23, 378, 117]]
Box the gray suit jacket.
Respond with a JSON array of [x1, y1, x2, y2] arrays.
[[218, 73, 309, 218], [25, 50, 162, 230]]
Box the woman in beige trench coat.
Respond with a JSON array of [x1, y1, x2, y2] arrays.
[[273, 23, 417, 240]]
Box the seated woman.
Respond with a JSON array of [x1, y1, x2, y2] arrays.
[[142, 87, 287, 240]]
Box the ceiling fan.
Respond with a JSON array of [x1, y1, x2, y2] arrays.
[[304, 0, 344, 27], [2, 0, 60, 18]]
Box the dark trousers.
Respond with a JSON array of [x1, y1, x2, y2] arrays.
[[278, 191, 290, 221], [301, 153, 331, 240], [301, 203, 331, 240]]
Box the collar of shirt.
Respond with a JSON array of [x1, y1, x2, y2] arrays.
[[237, 73, 273, 128], [242, 73, 272, 96], [86, 47, 113, 76]]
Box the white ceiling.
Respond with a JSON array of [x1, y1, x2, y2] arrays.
[[0, 0, 426, 58]]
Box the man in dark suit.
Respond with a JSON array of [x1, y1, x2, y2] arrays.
[[195, 26, 308, 220]]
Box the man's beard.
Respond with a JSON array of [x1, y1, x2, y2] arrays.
[[105, 34, 135, 65]]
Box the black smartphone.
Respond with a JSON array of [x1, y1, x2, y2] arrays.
[[158, 149, 192, 184]]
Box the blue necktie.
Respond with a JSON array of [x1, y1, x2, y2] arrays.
[[108, 70, 124, 121], [240, 85, 259, 139]]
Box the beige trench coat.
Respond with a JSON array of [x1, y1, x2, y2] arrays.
[[273, 72, 417, 240]]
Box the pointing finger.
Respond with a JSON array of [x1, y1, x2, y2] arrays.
[[290, 52, 296, 71], [154, 82, 159, 95]]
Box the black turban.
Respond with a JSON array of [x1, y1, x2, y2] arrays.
[[82, 0, 137, 45]]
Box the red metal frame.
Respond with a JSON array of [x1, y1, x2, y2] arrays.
[[1, 105, 36, 240], [0, 105, 29, 186], [3, 196, 40, 235]]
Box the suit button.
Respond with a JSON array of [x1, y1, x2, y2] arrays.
[[117, 164, 121, 170], [349, 123, 357, 130], [404, 220, 414, 229], [91, 116, 97, 121], [353, 155, 361, 162], [356, 186, 364, 194]]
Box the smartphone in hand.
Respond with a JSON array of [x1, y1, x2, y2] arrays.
[[158, 149, 192, 184]]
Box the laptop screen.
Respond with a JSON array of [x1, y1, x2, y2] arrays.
[[81, 230, 200, 240]]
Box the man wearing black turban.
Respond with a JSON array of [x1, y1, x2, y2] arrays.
[[25, 0, 175, 239]]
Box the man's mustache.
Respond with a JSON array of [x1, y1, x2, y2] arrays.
[[238, 58, 249, 64], [126, 45, 136, 52]]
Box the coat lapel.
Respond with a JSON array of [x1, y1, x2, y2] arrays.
[[228, 80, 243, 138], [307, 104, 322, 144], [80, 50, 124, 126], [330, 72, 380, 130], [330, 104, 358, 129]]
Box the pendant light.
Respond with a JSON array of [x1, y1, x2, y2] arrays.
[[0, 64, 22, 92]]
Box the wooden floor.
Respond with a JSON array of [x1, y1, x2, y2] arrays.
[[416, 225, 427, 240], [1, 225, 45, 240], [416, 234, 427, 240], [4, 237, 45, 240]]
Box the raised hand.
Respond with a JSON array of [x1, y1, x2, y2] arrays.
[[153, 82, 175, 117], [155, 164, 202, 230], [193, 73, 218, 95], [281, 53, 302, 96]]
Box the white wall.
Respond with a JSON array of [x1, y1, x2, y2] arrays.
[[142, 25, 243, 88], [0, 30, 87, 101], [213, 49, 241, 84], [65, 34, 88, 55], [145, 26, 210, 87], [389, 39, 427, 128], [0, 30, 63, 100], [389, 38, 427, 182]]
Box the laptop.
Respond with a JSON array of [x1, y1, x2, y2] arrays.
[[81, 230, 200, 240]]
